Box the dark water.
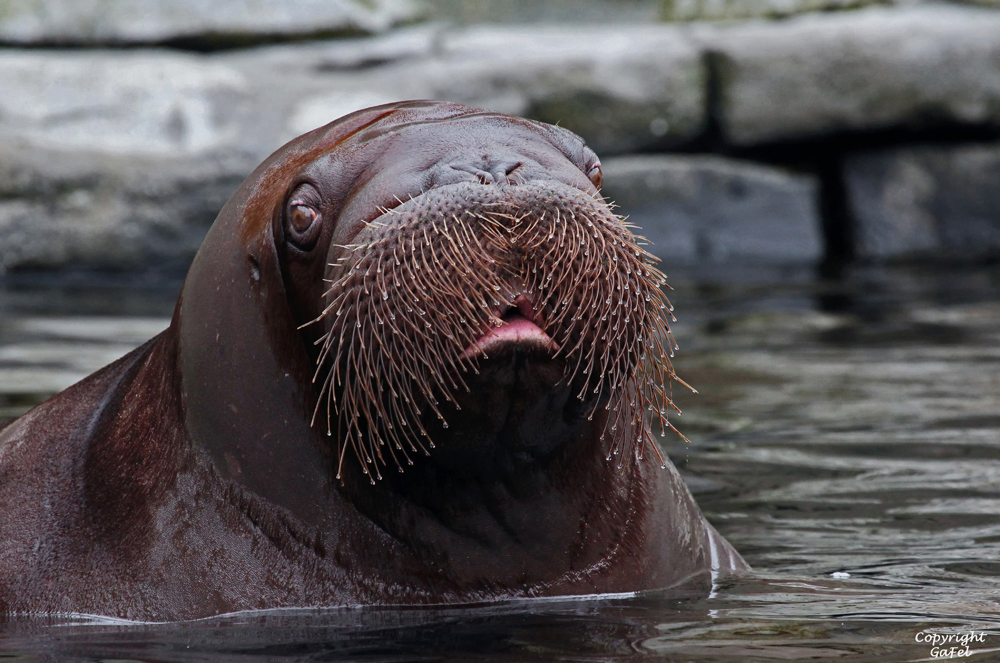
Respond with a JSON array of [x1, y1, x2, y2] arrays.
[[2, 263, 1000, 661]]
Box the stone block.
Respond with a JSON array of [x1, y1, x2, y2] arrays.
[[663, 0, 878, 22], [0, 0, 420, 45], [0, 144, 250, 272], [846, 142, 1000, 261], [702, 5, 1000, 145], [445, 25, 707, 154], [0, 50, 256, 156], [0, 23, 695, 272], [601, 154, 822, 264], [290, 24, 709, 155]]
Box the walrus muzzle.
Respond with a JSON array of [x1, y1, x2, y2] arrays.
[[309, 180, 685, 482]]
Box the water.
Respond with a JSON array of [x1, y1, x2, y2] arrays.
[[2, 263, 1000, 661]]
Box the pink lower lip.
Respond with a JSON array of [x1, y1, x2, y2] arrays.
[[461, 313, 557, 358]]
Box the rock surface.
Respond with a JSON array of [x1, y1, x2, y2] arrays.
[[0, 0, 419, 45], [601, 155, 822, 264], [3, 5, 1000, 272], [445, 25, 706, 154], [0, 22, 713, 271], [663, 0, 879, 22], [0, 50, 255, 157], [0, 142, 249, 272], [704, 5, 1000, 145], [846, 142, 1000, 261], [0, 21, 708, 161], [287, 24, 708, 155]]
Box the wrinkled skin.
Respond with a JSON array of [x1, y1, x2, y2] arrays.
[[0, 102, 745, 621]]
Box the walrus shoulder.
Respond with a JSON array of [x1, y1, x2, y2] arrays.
[[0, 336, 170, 608]]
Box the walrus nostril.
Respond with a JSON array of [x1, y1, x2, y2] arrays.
[[498, 162, 522, 185], [494, 162, 522, 185], [446, 160, 525, 186]]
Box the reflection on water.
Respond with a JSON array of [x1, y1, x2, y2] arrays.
[[2, 264, 1000, 661], [0, 277, 179, 424]]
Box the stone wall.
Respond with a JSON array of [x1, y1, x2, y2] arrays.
[[0, 1, 998, 275]]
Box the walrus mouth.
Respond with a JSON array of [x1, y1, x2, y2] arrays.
[[462, 295, 559, 359], [306, 182, 687, 482]]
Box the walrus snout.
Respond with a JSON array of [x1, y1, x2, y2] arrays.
[[304, 180, 681, 481], [439, 154, 525, 186]]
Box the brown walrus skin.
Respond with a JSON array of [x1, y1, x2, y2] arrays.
[[0, 101, 746, 621]]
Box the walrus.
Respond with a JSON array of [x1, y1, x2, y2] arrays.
[[0, 101, 745, 620]]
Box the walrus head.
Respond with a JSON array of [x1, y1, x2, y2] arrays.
[[178, 101, 684, 516]]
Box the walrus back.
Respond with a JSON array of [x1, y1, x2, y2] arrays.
[[0, 336, 166, 614]]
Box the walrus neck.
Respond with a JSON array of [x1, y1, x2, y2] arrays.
[[336, 408, 648, 591]]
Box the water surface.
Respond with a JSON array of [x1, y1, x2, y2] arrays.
[[2, 264, 1000, 661]]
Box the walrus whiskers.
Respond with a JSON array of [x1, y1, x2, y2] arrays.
[[304, 195, 686, 483]]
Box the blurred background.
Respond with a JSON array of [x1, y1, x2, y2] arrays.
[[2, 1, 1000, 658], [2, 0, 998, 285], [3, 0, 999, 425]]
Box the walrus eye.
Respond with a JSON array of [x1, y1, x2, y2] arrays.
[[285, 185, 323, 250], [290, 205, 318, 233], [587, 161, 603, 189]]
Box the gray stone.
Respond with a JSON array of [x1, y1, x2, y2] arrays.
[[662, 0, 878, 23], [0, 48, 276, 273], [846, 142, 1000, 261], [421, 0, 663, 25], [0, 50, 259, 157], [445, 25, 707, 154], [601, 154, 822, 264], [287, 24, 709, 154], [0, 142, 250, 272], [0, 23, 706, 163], [702, 5, 1000, 145], [0, 22, 709, 272], [0, 0, 420, 45], [316, 22, 445, 70], [0, 22, 709, 156]]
